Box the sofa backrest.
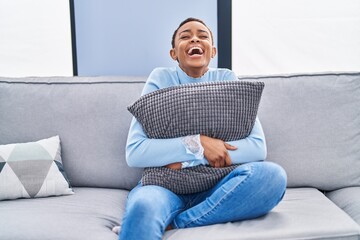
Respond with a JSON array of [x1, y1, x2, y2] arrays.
[[0, 77, 145, 190], [239, 72, 360, 191], [2, 73, 360, 192]]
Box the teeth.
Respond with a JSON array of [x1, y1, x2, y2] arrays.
[[188, 47, 203, 55]]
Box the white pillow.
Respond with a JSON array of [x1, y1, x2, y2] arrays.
[[0, 136, 74, 200]]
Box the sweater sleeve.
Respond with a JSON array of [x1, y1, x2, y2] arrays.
[[125, 68, 206, 168], [226, 117, 267, 164], [126, 119, 206, 167]]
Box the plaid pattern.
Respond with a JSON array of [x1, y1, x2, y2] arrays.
[[128, 81, 264, 141], [142, 164, 241, 194], [128, 80, 264, 194]]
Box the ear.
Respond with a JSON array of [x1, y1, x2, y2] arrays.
[[170, 48, 178, 61], [211, 46, 217, 58]]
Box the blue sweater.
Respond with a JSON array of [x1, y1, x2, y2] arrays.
[[126, 66, 267, 168]]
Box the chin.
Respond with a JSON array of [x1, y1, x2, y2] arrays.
[[186, 60, 209, 68]]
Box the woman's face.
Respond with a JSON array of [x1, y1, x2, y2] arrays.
[[170, 21, 216, 78]]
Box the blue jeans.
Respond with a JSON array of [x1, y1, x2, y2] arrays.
[[119, 161, 287, 240]]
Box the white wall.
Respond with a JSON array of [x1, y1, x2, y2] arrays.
[[232, 0, 360, 75], [2, 0, 359, 77], [0, 0, 73, 77]]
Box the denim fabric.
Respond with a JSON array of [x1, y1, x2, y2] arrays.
[[119, 162, 287, 240]]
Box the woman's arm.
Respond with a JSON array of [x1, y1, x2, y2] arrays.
[[196, 117, 266, 168], [126, 118, 206, 168], [125, 68, 206, 168], [226, 117, 267, 164]]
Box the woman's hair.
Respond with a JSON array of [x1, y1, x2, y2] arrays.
[[171, 17, 214, 48]]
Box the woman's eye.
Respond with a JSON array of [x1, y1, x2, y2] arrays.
[[180, 36, 189, 39], [200, 35, 208, 39]]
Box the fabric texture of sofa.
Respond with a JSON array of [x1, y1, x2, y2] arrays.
[[0, 72, 359, 240]]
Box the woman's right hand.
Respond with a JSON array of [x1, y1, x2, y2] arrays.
[[200, 135, 237, 168]]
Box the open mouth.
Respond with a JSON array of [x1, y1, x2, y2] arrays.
[[187, 47, 204, 56]]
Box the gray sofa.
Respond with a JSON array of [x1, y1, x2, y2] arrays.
[[0, 72, 360, 240]]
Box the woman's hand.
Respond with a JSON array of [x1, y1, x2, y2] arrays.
[[165, 162, 182, 170], [164, 135, 237, 169], [200, 135, 237, 168]]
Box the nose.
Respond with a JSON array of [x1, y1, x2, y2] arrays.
[[190, 36, 200, 43]]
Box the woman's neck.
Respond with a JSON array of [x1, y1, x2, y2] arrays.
[[179, 65, 209, 79]]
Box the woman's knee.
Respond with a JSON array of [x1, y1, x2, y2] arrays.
[[244, 161, 286, 185], [234, 161, 287, 200], [242, 162, 287, 216], [126, 186, 170, 216], [263, 161, 287, 190], [254, 161, 287, 205]]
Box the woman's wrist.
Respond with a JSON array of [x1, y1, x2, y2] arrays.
[[181, 134, 204, 159]]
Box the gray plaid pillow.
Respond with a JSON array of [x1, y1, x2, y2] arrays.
[[127, 80, 264, 194]]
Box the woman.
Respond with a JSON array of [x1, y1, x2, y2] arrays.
[[119, 17, 287, 240]]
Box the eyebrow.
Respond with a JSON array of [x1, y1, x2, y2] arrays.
[[179, 29, 209, 35]]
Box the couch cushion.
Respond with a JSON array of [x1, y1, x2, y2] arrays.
[[0, 136, 73, 200], [239, 72, 360, 191], [0, 187, 127, 240], [163, 188, 360, 240], [326, 187, 360, 225], [2, 187, 359, 240], [0, 77, 145, 189]]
